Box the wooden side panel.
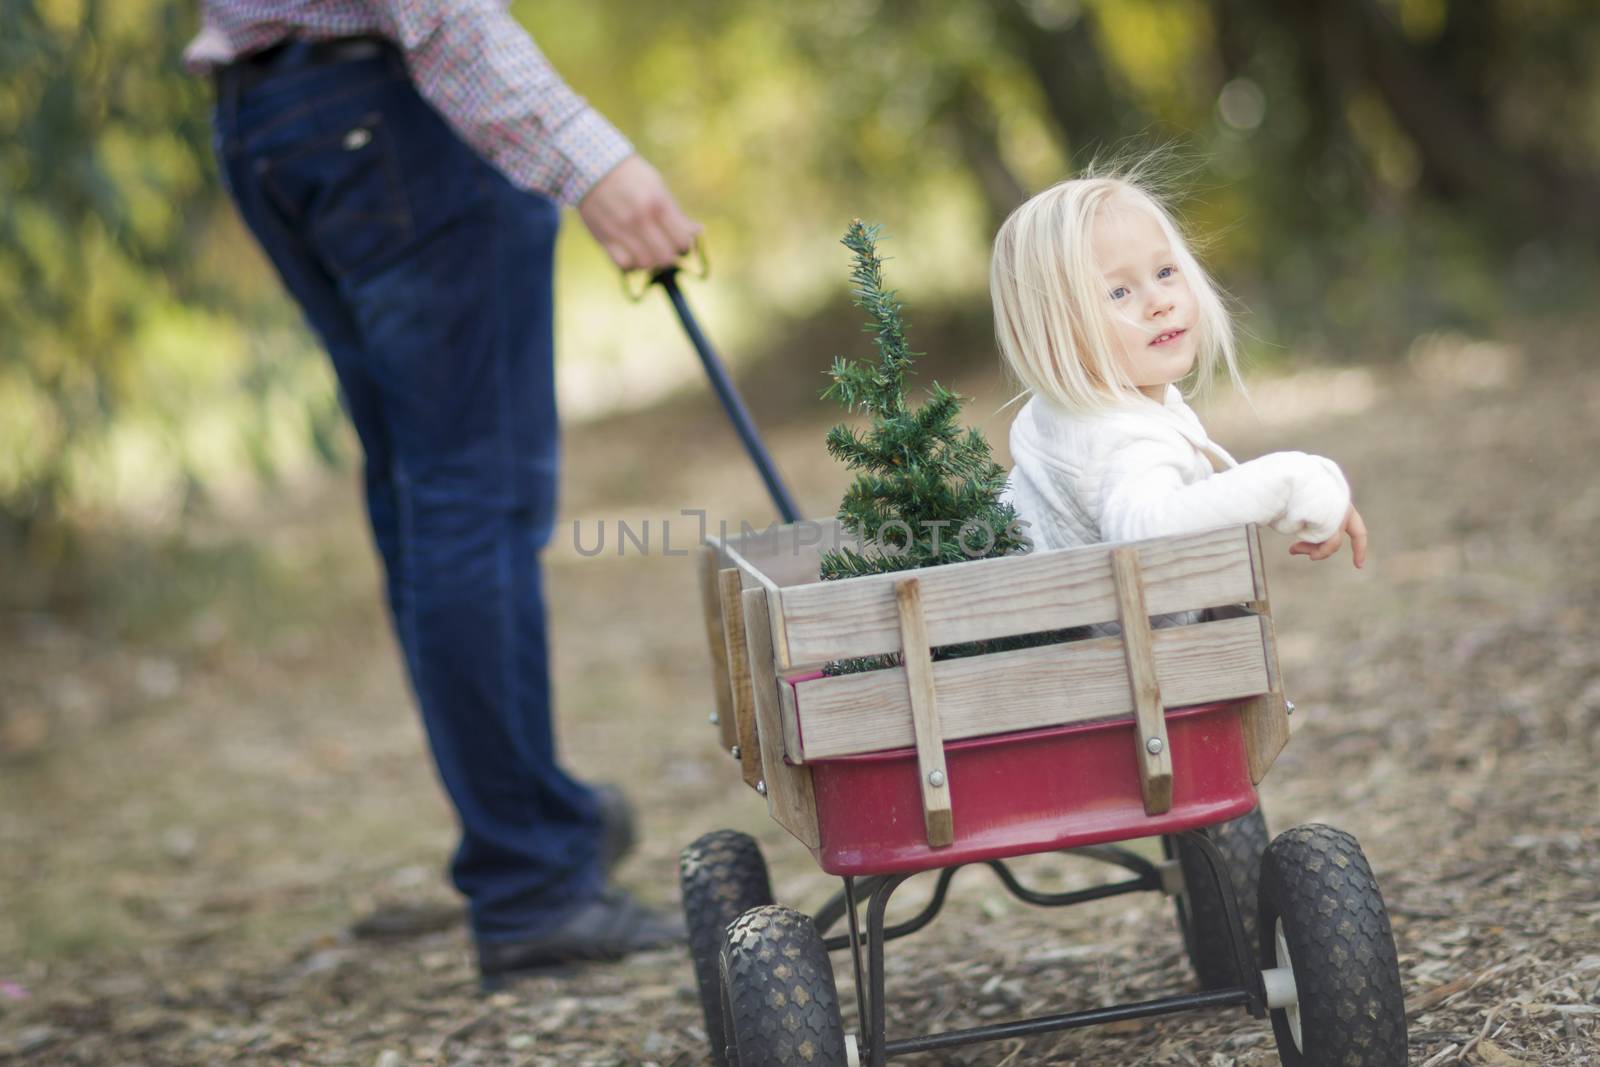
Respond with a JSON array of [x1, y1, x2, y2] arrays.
[[742, 587, 820, 848], [707, 518, 854, 589], [777, 679, 804, 765], [791, 615, 1270, 760], [697, 545, 736, 747], [712, 538, 793, 672], [1111, 548, 1173, 816], [895, 578, 954, 848], [766, 586, 791, 671], [779, 526, 1256, 668], [718, 568, 764, 787], [1241, 630, 1291, 782], [1240, 524, 1290, 782]]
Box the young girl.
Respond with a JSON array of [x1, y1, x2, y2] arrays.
[[991, 174, 1367, 567]]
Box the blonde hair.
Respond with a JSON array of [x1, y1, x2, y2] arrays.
[[990, 170, 1243, 414]]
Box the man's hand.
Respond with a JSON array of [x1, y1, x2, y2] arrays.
[[1289, 504, 1368, 568], [577, 155, 701, 272]]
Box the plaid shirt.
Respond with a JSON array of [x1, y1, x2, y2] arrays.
[[187, 0, 634, 205]]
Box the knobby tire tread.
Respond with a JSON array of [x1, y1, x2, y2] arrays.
[[680, 830, 774, 1067], [721, 906, 848, 1067], [1259, 824, 1407, 1067]]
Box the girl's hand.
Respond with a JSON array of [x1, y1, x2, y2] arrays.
[[1289, 505, 1367, 568]]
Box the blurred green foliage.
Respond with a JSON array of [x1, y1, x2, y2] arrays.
[[3, 0, 1598, 543], [1, 0, 342, 554]]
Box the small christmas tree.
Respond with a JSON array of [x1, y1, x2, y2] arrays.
[[818, 221, 1031, 672]]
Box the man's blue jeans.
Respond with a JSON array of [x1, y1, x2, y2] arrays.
[[212, 43, 605, 942]]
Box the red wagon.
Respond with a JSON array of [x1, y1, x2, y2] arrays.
[[634, 265, 1406, 1065], [683, 518, 1408, 1067]]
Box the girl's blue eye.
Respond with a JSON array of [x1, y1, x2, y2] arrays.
[[1110, 286, 1129, 301], [1158, 265, 1176, 279]]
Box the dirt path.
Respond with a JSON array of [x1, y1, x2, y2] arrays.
[[2, 326, 1597, 1066]]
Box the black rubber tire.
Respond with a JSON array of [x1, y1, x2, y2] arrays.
[[1169, 806, 1270, 989], [680, 831, 775, 1067], [1258, 824, 1407, 1067], [720, 905, 848, 1067]]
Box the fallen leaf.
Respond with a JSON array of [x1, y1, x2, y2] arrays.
[[1406, 970, 1481, 1015], [1473, 1038, 1538, 1066]]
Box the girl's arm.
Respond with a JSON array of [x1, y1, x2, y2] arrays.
[[1099, 439, 1351, 545]]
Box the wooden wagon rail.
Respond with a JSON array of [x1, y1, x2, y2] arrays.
[[697, 521, 1288, 849]]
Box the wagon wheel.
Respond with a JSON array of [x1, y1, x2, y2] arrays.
[[680, 831, 775, 1067], [720, 906, 849, 1067], [1258, 824, 1407, 1067], [1166, 806, 1270, 989]]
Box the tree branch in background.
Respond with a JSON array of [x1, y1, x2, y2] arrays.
[[935, 74, 1030, 230], [1243, 0, 1600, 243], [994, 1, 1137, 164]]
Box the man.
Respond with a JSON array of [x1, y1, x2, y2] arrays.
[[188, 1, 699, 989]]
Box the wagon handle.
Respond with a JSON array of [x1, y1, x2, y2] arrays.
[[629, 243, 804, 525], [622, 235, 710, 301]]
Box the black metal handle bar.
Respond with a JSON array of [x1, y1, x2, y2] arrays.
[[649, 267, 802, 525]]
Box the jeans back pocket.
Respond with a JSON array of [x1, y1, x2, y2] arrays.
[[260, 111, 414, 278]]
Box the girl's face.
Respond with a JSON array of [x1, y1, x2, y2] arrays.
[[1090, 196, 1197, 401]]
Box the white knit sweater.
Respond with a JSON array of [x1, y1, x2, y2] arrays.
[[1002, 385, 1351, 555]]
